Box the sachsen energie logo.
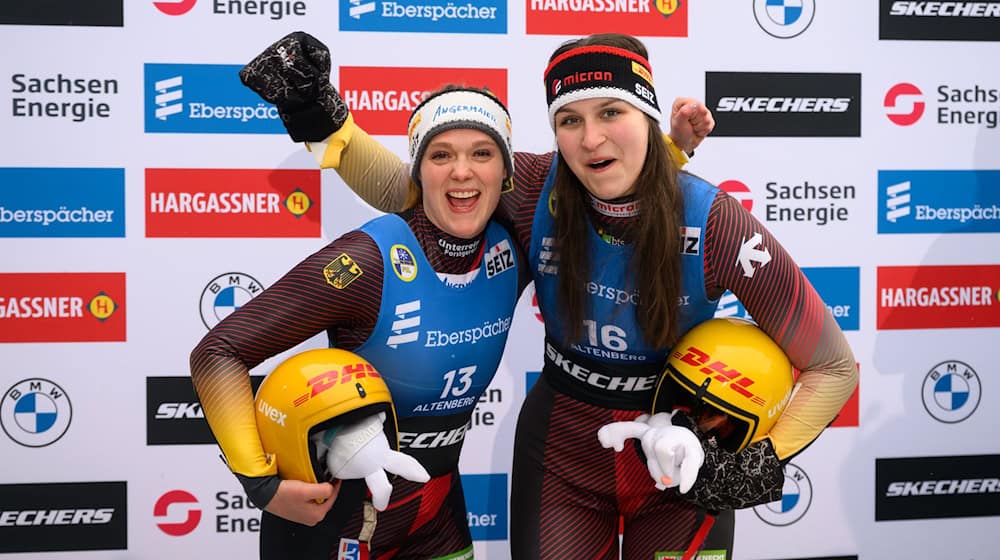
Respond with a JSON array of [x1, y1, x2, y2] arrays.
[[0, 273, 125, 343], [340, 0, 505, 33], [884, 81, 1000, 129], [877, 265, 1000, 329], [144, 64, 284, 134], [879, 170, 1000, 234], [340, 67, 507, 135], [145, 168, 320, 237], [527, 0, 686, 37], [0, 168, 124, 238]]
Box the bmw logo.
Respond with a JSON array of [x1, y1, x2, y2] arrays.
[[1, 378, 73, 447]]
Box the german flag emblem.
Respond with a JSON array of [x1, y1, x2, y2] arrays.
[[323, 253, 364, 290]]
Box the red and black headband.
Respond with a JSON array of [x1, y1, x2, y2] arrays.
[[543, 45, 661, 128]]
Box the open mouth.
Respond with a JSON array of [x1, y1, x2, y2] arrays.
[[588, 159, 614, 170], [447, 190, 480, 210]]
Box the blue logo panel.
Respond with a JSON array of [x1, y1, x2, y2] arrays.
[[0, 168, 125, 238], [803, 267, 859, 331], [878, 170, 1000, 234], [339, 0, 506, 33], [144, 64, 284, 134], [461, 473, 507, 541], [714, 267, 859, 332]]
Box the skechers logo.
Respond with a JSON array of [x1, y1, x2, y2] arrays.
[[716, 97, 851, 113]]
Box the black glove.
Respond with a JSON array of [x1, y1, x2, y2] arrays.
[[239, 31, 350, 142], [672, 411, 784, 511]]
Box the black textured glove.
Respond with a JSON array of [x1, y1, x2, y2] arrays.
[[239, 31, 350, 142], [672, 411, 784, 511]]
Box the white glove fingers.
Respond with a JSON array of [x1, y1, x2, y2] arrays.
[[384, 450, 431, 483], [364, 470, 393, 511]]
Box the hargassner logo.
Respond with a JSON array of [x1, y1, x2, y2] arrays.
[[879, 0, 1000, 41], [340, 67, 507, 135], [339, 0, 505, 33], [145, 168, 321, 238], [922, 360, 981, 423], [1, 378, 72, 447], [147, 376, 264, 445], [461, 473, 507, 541], [0, 482, 127, 553], [879, 170, 1000, 234], [144, 64, 283, 134], [877, 265, 1000, 330], [526, 0, 686, 37], [0, 168, 124, 238], [387, 300, 421, 348], [707, 72, 862, 137], [0, 273, 126, 343], [884, 83, 924, 125], [0, 0, 123, 26], [754, 0, 815, 38], [753, 463, 813, 526], [876, 454, 1000, 521]]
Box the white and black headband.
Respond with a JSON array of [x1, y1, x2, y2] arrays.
[[407, 88, 514, 189]]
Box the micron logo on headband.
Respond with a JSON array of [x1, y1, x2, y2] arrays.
[[543, 45, 661, 128]]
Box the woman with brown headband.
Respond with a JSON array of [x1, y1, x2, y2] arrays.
[[240, 31, 857, 560]]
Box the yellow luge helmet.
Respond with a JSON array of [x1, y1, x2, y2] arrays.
[[254, 348, 397, 484], [653, 318, 795, 452]]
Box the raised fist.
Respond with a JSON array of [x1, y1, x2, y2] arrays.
[[239, 31, 350, 142]]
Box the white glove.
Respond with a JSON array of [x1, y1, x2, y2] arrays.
[[597, 411, 705, 493], [311, 412, 430, 511]]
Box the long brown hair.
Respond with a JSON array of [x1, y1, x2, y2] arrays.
[[551, 33, 685, 348]]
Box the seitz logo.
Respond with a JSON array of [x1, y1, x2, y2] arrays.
[[145, 168, 320, 238], [526, 0, 686, 37], [877, 265, 1000, 330], [0, 0, 123, 26], [879, 0, 1000, 41], [147, 376, 264, 445], [707, 72, 862, 137], [144, 64, 284, 134], [0, 273, 125, 343], [876, 454, 1000, 521], [339, 0, 505, 33], [339, 67, 507, 135], [0, 481, 127, 553], [0, 168, 125, 238], [878, 170, 1000, 234]]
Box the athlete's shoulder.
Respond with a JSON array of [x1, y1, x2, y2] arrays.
[[678, 170, 719, 193]]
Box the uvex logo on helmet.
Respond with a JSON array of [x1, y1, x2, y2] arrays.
[[550, 70, 614, 96], [294, 363, 382, 406], [673, 345, 767, 407]]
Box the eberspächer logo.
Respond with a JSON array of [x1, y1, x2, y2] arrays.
[[878, 170, 1000, 234], [144, 64, 284, 134], [1, 378, 72, 447], [922, 360, 981, 423], [340, 0, 506, 33]]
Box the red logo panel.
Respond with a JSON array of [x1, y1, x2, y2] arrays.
[[526, 0, 687, 37], [877, 265, 1000, 330], [339, 67, 508, 136], [145, 168, 321, 238], [0, 273, 126, 342]]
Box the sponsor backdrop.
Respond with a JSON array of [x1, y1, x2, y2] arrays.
[[1, 0, 998, 559]]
